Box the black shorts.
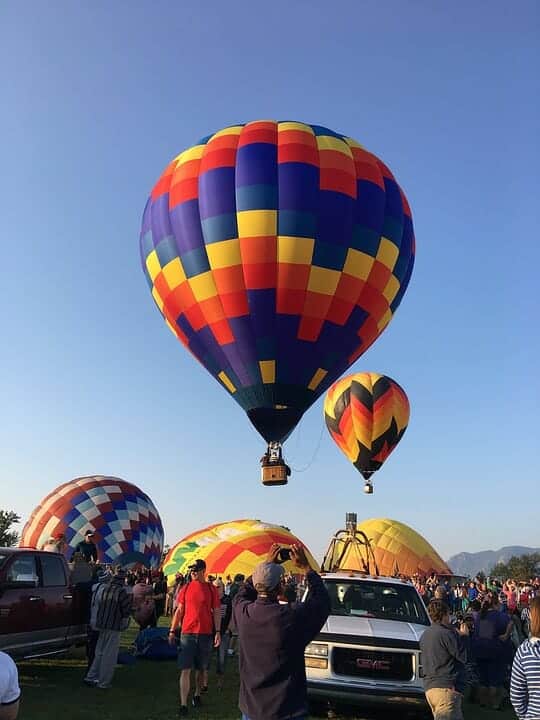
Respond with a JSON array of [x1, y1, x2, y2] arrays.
[[177, 633, 213, 671]]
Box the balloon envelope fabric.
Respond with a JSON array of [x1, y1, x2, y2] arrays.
[[140, 121, 415, 444], [162, 519, 318, 580], [333, 517, 451, 577], [324, 372, 410, 481], [20, 476, 164, 568]]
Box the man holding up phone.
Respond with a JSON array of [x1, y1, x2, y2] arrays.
[[233, 543, 330, 720]]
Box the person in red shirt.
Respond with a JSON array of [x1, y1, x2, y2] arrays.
[[169, 559, 220, 716]]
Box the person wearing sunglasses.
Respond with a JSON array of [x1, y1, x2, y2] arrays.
[[169, 559, 220, 717]]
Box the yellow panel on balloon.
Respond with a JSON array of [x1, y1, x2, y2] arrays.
[[206, 238, 242, 269], [237, 210, 277, 237], [278, 121, 314, 135], [343, 249, 374, 280]]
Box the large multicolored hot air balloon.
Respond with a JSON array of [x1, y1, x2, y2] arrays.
[[324, 372, 410, 493], [162, 519, 318, 580], [140, 121, 415, 483], [20, 476, 164, 568]]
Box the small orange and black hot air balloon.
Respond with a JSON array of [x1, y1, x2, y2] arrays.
[[324, 372, 410, 493]]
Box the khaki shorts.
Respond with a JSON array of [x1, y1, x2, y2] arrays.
[[425, 688, 463, 720]]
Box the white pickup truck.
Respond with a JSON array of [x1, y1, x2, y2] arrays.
[[304, 572, 430, 716]]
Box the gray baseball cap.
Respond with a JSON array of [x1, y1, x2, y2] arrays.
[[252, 562, 285, 592]]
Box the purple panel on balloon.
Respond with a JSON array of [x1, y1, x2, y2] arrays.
[[150, 194, 173, 245], [141, 197, 152, 236], [198, 167, 236, 220], [355, 181, 385, 229], [169, 199, 205, 254], [236, 144, 277, 186], [316, 191, 354, 246], [246, 289, 276, 337], [228, 317, 259, 362], [221, 342, 256, 387], [278, 163, 318, 212]]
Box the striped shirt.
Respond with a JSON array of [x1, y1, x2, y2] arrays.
[[511, 637, 540, 720], [95, 578, 132, 631]]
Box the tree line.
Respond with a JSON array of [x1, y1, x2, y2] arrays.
[[0, 510, 20, 547], [490, 553, 540, 581]]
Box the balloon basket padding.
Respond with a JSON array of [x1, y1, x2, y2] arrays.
[[261, 465, 289, 486]]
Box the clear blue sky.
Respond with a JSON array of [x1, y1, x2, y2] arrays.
[[2, 1, 538, 563]]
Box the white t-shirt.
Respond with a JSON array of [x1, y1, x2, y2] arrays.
[[0, 652, 20, 706]]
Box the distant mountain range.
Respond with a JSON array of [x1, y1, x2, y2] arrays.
[[447, 546, 540, 577]]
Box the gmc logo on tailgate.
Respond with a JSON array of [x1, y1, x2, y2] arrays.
[[356, 657, 391, 671]]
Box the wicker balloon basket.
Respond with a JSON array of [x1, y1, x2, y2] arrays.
[[261, 464, 289, 486]]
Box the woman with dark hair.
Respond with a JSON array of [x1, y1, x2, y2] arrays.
[[511, 596, 540, 720], [473, 592, 512, 710]]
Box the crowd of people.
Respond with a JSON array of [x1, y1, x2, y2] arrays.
[[72, 546, 540, 719], [47, 536, 303, 702], [415, 572, 540, 719], [39, 538, 318, 719], [49, 537, 324, 719], [3, 530, 540, 720]]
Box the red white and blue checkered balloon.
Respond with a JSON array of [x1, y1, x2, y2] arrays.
[[20, 476, 164, 568]]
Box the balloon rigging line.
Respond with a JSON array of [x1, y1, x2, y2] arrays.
[[289, 422, 325, 473], [293, 415, 304, 452]]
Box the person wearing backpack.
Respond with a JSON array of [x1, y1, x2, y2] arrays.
[[168, 559, 221, 716]]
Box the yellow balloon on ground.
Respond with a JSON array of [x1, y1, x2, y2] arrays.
[[332, 518, 451, 577], [163, 519, 318, 580]]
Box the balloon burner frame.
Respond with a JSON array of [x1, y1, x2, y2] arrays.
[[321, 512, 380, 575]]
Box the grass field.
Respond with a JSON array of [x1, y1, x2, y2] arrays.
[[16, 623, 516, 720]]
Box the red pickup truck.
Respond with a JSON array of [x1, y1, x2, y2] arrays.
[[0, 548, 88, 660]]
